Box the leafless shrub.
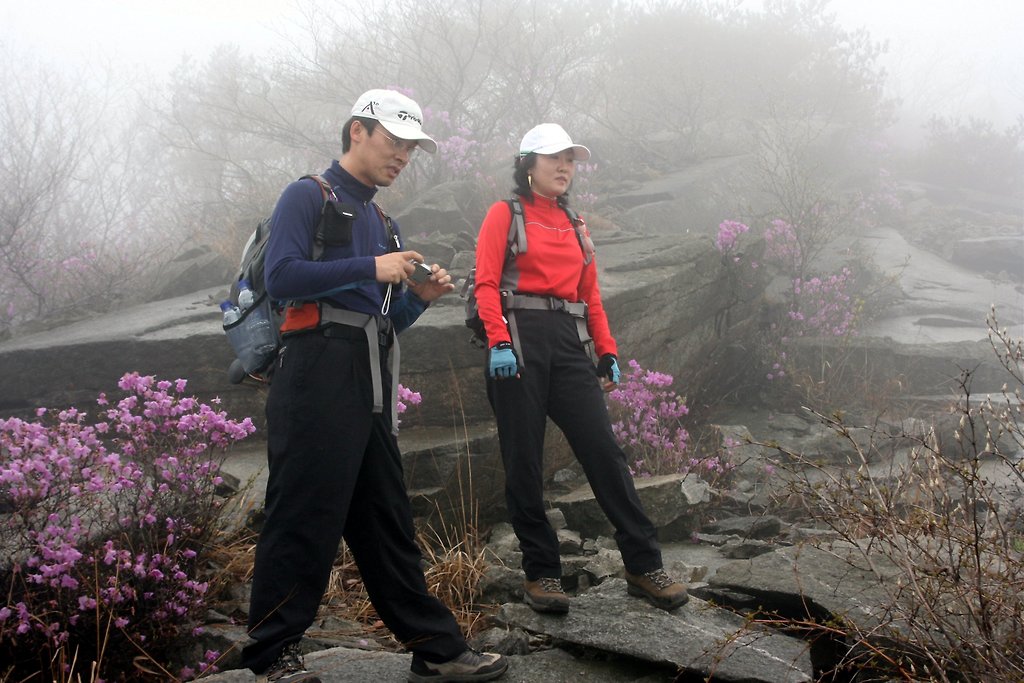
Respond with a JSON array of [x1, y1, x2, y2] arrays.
[[742, 307, 1024, 681]]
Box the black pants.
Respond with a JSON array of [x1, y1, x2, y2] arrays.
[[242, 329, 465, 674], [486, 309, 663, 581]]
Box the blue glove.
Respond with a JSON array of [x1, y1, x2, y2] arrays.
[[597, 354, 620, 384], [489, 342, 518, 379]]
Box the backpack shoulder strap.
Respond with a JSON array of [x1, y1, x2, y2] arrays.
[[506, 197, 527, 258], [300, 174, 335, 261], [563, 206, 595, 266], [372, 203, 400, 253]]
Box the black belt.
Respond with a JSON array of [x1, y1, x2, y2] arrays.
[[498, 292, 591, 369]]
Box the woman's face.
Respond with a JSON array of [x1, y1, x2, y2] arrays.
[[529, 150, 576, 198]]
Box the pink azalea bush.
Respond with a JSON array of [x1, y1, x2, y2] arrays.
[[0, 372, 255, 680], [396, 383, 422, 426], [608, 360, 737, 481], [607, 360, 692, 477], [715, 220, 749, 254]]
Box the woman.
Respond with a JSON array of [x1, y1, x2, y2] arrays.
[[473, 123, 688, 613]]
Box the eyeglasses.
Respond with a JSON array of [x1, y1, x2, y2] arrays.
[[377, 127, 419, 155]]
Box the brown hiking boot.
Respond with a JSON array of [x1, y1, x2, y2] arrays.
[[625, 568, 689, 611], [523, 577, 570, 613]]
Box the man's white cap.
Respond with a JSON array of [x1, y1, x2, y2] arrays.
[[351, 89, 438, 154], [518, 123, 591, 161]]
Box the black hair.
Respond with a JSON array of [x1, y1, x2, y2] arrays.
[[512, 153, 571, 209], [342, 116, 380, 153]]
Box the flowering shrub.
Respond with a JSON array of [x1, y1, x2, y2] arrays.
[[789, 268, 857, 337], [0, 373, 255, 680], [715, 220, 749, 254], [396, 383, 422, 426], [607, 360, 691, 477], [762, 219, 801, 273]]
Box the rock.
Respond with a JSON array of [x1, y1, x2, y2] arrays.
[[553, 473, 707, 539], [710, 542, 898, 632], [148, 246, 234, 302], [720, 537, 775, 559], [477, 563, 523, 606], [495, 579, 813, 682], [468, 626, 531, 656], [950, 235, 1024, 278], [580, 548, 625, 584], [702, 514, 783, 539], [556, 528, 583, 555], [395, 180, 487, 236]]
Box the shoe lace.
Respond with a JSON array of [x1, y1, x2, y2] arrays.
[[643, 568, 675, 590], [537, 577, 563, 593], [455, 647, 484, 664], [275, 643, 306, 673]]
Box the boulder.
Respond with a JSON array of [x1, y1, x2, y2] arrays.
[[495, 579, 813, 682], [553, 473, 709, 540]]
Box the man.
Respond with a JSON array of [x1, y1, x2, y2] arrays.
[[241, 89, 508, 683]]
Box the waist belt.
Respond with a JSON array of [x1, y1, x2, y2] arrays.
[[499, 292, 591, 368], [319, 306, 401, 436]]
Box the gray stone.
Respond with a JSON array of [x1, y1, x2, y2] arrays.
[[495, 579, 813, 682], [711, 543, 898, 632], [580, 548, 625, 584], [556, 528, 583, 554], [545, 507, 567, 531], [554, 473, 704, 539], [950, 235, 1024, 278], [468, 626, 531, 656], [477, 563, 524, 606], [149, 246, 234, 302], [702, 515, 783, 539], [721, 538, 775, 559]]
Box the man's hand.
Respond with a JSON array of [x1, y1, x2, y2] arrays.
[[596, 353, 620, 393], [406, 263, 456, 302], [488, 342, 519, 379], [375, 250, 423, 284]]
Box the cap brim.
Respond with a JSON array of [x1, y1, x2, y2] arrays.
[[380, 121, 438, 154], [523, 143, 591, 162]]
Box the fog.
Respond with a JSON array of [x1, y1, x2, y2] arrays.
[[0, 0, 1020, 336], [4, 0, 1019, 131]]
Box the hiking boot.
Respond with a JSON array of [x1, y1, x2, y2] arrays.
[[625, 568, 690, 611], [523, 577, 570, 614], [408, 648, 509, 682], [256, 642, 321, 683]]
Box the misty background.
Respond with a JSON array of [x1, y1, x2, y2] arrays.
[[0, 0, 1021, 339]]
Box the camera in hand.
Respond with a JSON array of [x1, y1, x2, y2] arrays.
[[409, 260, 433, 285]]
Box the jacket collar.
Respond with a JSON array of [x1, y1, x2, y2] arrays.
[[326, 159, 378, 204]]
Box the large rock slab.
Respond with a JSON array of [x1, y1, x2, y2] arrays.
[[197, 646, 679, 682], [709, 543, 898, 631], [495, 578, 812, 682]]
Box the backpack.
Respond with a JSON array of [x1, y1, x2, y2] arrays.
[[462, 197, 594, 347], [222, 174, 341, 384]]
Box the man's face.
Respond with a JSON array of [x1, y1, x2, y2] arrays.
[[345, 121, 418, 188]]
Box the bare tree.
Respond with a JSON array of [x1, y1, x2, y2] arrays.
[[0, 50, 160, 334]]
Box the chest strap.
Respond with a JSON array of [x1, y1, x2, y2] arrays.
[[320, 306, 401, 436], [499, 292, 591, 368]]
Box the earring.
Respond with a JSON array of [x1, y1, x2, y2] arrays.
[[527, 174, 533, 189]]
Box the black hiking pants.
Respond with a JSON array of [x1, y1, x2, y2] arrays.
[[242, 327, 465, 674], [486, 308, 663, 581]]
